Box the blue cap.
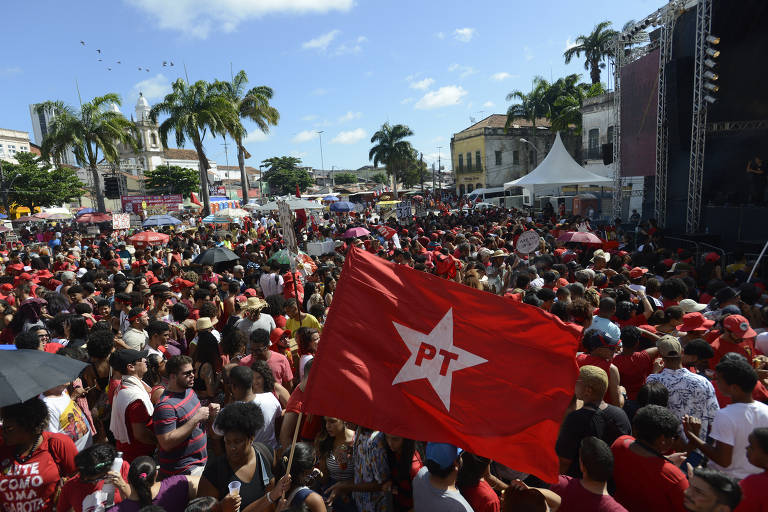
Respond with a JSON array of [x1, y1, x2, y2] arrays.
[[425, 443, 463, 469]]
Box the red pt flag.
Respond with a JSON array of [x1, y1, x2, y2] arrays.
[[304, 247, 579, 482]]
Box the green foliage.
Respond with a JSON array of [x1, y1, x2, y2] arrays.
[[371, 172, 388, 184], [2, 152, 84, 210], [261, 156, 313, 195], [333, 172, 357, 185], [563, 21, 618, 84], [401, 150, 429, 188], [36, 94, 137, 212], [143, 165, 200, 196], [369, 122, 414, 197]]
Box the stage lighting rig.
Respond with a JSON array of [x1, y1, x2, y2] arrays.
[[702, 33, 720, 104]]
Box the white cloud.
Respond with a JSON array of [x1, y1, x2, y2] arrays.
[[302, 29, 340, 51], [453, 27, 475, 43], [436, 32, 445, 39], [431, 136, 445, 143], [312, 88, 328, 96], [410, 77, 434, 91], [331, 128, 366, 144], [524, 45, 534, 61], [482, 101, 495, 108], [491, 72, 512, 81], [289, 150, 307, 159], [292, 130, 318, 143], [243, 130, 270, 143], [132, 73, 171, 101], [0, 66, 22, 77], [125, 0, 354, 39], [337, 111, 362, 122], [301, 114, 318, 121], [447, 63, 459, 72], [356, 36, 367, 43], [400, 97, 414, 105], [414, 86, 467, 110], [564, 37, 579, 51], [447, 63, 476, 78]]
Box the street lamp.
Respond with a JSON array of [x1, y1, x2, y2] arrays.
[[519, 138, 539, 167], [317, 131, 325, 178], [258, 164, 265, 200], [331, 165, 336, 187]]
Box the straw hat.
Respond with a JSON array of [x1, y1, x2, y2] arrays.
[[196, 317, 218, 330], [241, 296, 268, 312]]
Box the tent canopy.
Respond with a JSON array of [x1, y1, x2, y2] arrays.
[[504, 133, 612, 189]]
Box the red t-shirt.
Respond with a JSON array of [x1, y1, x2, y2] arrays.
[[0, 431, 78, 512], [611, 435, 688, 512], [460, 479, 500, 512], [58, 460, 130, 512], [116, 400, 155, 463], [576, 353, 612, 375], [612, 351, 654, 400], [550, 475, 628, 512], [710, 335, 756, 369], [736, 470, 768, 512], [239, 352, 294, 387], [285, 387, 321, 441]]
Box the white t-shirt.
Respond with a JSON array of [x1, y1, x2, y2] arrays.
[[234, 314, 276, 339], [299, 354, 314, 380], [259, 273, 284, 298], [250, 393, 281, 450], [41, 390, 93, 451], [755, 331, 768, 356], [709, 401, 768, 479]]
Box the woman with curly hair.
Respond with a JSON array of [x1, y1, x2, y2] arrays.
[[315, 417, 356, 512], [59, 443, 130, 512], [193, 331, 222, 404], [295, 327, 319, 380], [198, 402, 289, 509], [106, 455, 197, 512], [0, 397, 78, 512]]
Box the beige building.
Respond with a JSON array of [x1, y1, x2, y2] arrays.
[[0, 128, 31, 164]]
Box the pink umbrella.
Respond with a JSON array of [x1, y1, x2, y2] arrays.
[[76, 213, 112, 224], [557, 231, 602, 244], [342, 227, 370, 238], [128, 231, 170, 248]]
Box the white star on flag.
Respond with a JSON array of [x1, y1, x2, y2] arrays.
[[391, 308, 487, 411]]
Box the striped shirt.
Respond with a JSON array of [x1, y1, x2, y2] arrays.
[[153, 388, 207, 477]]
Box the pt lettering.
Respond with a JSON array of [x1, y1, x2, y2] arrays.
[[415, 342, 459, 375]]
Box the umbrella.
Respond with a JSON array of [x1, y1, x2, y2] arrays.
[[0, 350, 89, 407], [267, 248, 314, 271], [129, 231, 170, 247], [13, 216, 43, 223], [0, 213, 7, 219], [330, 201, 355, 212], [193, 247, 240, 266], [322, 195, 340, 202], [343, 227, 370, 238], [0, 226, 12, 233], [143, 214, 181, 227], [216, 208, 250, 218], [557, 231, 602, 244], [412, 195, 424, 201], [75, 208, 95, 217], [256, 198, 325, 211], [76, 213, 112, 224], [201, 215, 231, 224]]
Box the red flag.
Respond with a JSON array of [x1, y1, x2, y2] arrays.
[[304, 247, 578, 482], [295, 184, 301, 198], [190, 192, 202, 206]]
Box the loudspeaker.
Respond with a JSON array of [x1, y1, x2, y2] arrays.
[[602, 143, 614, 165]]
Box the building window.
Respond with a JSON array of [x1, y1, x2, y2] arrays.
[[607, 125, 614, 144], [475, 151, 481, 171], [513, 150, 519, 165], [467, 184, 474, 193], [466, 152, 472, 171], [588, 128, 600, 160], [459, 184, 465, 195], [151, 133, 158, 146], [495, 151, 502, 165], [458, 154, 464, 173]]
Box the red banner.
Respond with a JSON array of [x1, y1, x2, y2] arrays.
[[121, 195, 183, 214]]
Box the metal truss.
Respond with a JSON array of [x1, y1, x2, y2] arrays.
[[686, 0, 713, 233], [611, 45, 623, 220]]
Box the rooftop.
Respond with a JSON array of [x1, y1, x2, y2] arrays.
[[163, 148, 199, 160], [455, 114, 551, 135]]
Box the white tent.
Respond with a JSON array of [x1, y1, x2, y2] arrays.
[[504, 133, 612, 189]]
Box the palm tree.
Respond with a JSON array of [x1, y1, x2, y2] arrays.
[[150, 78, 237, 215], [214, 71, 279, 204], [505, 77, 550, 132], [369, 123, 414, 199], [550, 79, 607, 134], [36, 94, 136, 212], [563, 21, 618, 84]]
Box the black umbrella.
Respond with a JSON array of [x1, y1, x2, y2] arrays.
[[192, 247, 240, 266], [0, 350, 89, 408]]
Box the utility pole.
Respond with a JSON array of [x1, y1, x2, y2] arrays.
[[331, 165, 336, 187], [436, 146, 442, 199], [420, 152, 424, 193], [317, 131, 325, 185], [221, 138, 230, 198]]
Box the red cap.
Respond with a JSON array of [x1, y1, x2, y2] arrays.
[[243, 288, 257, 298], [35, 270, 53, 279], [6, 263, 23, 271], [270, 327, 291, 345], [676, 312, 715, 333], [0, 283, 13, 292], [556, 278, 569, 288], [723, 314, 757, 339], [629, 267, 649, 279], [704, 252, 721, 263]]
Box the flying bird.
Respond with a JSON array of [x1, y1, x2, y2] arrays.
[[138, 67, 142, 71], [96, 49, 101, 53], [80, 40, 85, 46], [117, 61, 121, 64], [98, 58, 102, 62], [146, 69, 150, 72], [162, 61, 167, 66], [108, 67, 112, 71], [170, 62, 174, 66]]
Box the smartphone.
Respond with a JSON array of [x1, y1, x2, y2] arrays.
[[682, 451, 704, 471]]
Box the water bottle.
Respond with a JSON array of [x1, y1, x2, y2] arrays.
[[102, 451, 123, 507]]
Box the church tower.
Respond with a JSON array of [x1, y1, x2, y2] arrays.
[[131, 92, 163, 173]]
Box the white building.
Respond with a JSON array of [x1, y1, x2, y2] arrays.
[[0, 128, 32, 164], [28, 104, 78, 166]]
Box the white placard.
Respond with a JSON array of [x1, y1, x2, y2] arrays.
[[516, 229, 540, 254], [112, 213, 130, 230], [396, 201, 412, 220]]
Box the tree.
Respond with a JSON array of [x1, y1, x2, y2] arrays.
[[505, 77, 550, 132], [214, 71, 279, 205], [150, 78, 238, 215], [143, 165, 200, 196], [1, 152, 84, 211], [550, 82, 607, 133], [369, 122, 414, 199], [36, 94, 136, 212], [400, 150, 428, 188], [371, 172, 388, 184], [261, 156, 313, 195], [563, 21, 618, 84], [334, 172, 357, 185]]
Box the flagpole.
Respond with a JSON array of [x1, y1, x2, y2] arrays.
[[284, 411, 303, 493], [747, 239, 768, 283]]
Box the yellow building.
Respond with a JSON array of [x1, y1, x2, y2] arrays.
[[451, 129, 486, 196]]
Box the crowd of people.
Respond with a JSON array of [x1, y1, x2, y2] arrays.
[[1, 201, 768, 512]]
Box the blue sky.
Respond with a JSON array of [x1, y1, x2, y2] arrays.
[[2, 0, 661, 171]]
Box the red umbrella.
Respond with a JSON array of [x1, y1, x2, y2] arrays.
[[13, 216, 43, 223], [342, 227, 370, 238], [557, 231, 602, 244], [76, 213, 112, 224], [128, 231, 170, 248]]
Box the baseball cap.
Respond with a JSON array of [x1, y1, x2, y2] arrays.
[[582, 330, 620, 352], [723, 314, 757, 339], [425, 442, 463, 470], [629, 267, 648, 280], [111, 349, 149, 372], [679, 298, 707, 313], [657, 335, 682, 357]]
